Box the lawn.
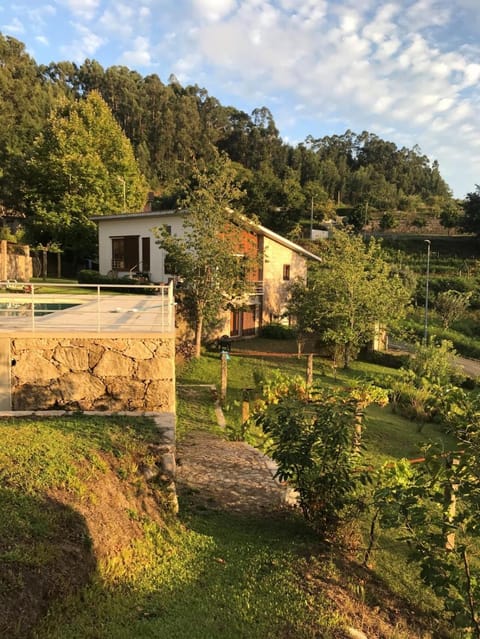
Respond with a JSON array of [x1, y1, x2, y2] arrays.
[[0, 339, 462, 638]]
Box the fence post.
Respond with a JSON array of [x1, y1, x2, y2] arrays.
[[242, 388, 253, 426], [306, 353, 313, 387], [220, 351, 228, 403], [30, 284, 35, 332]]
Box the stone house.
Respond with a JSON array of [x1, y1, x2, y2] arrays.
[[92, 211, 321, 338]]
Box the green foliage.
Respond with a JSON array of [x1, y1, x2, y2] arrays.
[[252, 378, 387, 535], [387, 341, 465, 423], [461, 185, 480, 235], [259, 322, 295, 340], [155, 152, 253, 357], [0, 32, 457, 250], [406, 339, 462, 386], [370, 444, 480, 635], [254, 390, 360, 534], [288, 230, 415, 368], [435, 290, 472, 329], [26, 91, 147, 261], [379, 211, 397, 231]]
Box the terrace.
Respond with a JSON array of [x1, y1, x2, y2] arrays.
[[0, 281, 175, 334]]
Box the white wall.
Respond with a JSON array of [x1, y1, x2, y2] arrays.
[[97, 213, 185, 283]]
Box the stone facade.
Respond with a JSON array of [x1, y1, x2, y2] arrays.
[[11, 337, 175, 412], [0, 240, 32, 281]]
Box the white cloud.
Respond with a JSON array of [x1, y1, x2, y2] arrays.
[[35, 35, 49, 45], [61, 22, 104, 61], [55, 0, 100, 20], [120, 36, 152, 67], [191, 0, 237, 22], [2, 17, 25, 34]]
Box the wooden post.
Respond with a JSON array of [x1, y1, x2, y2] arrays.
[[220, 351, 228, 403], [306, 353, 313, 386], [242, 388, 252, 425], [444, 455, 459, 551]]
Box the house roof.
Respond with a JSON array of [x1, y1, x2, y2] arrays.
[[92, 210, 322, 262]]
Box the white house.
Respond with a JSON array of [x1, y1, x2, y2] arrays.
[[92, 210, 321, 338]]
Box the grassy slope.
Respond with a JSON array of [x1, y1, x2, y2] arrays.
[[1, 343, 459, 638]]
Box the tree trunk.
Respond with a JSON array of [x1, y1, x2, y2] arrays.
[[42, 250, 48, 281], [57, 253, 62, 278], [194, 314, 203, 358]]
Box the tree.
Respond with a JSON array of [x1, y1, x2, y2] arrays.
[[0, 34, 53, 210], [461, 186, 480, 235], [154, 153, 254, 358], [440, 201, 462, 235], [435, 290, 471, 329], [288, 230, 414, 367], [253, 376, 387, 535], [27, 91, 147, 263]]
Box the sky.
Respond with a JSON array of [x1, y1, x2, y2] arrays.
[[1, 0, 480, 199]]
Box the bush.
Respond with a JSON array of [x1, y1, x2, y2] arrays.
[[359, 349, 409, 369], [260, 322, 295, 340], [77, 269, 155, 293], [78, 269, 114, 284], [253, 389, 360, 535]]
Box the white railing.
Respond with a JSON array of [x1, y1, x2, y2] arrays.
[[0, 281, 175, 334]]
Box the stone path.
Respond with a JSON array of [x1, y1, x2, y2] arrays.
[[175, 429, 297, 513]]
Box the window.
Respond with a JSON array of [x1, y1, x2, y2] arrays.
[[110, 236, 139, 271], [283, 264, 291, 281]]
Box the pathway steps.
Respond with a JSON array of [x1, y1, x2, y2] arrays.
[[175, 430, 297, 513]]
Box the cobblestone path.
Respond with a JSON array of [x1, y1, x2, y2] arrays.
[[175, 430, 297, 513]]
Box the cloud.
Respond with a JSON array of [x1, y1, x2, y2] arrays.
[[1, 17, 25, 34], [119, 36, 152, 67], [60, 22, 104, 61], [98, 3, 151, 38], [191, 0, 237, 21], [168, 0, 479, 195], [55, 0, 100, 20]]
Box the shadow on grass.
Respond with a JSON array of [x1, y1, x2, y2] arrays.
[[0, 489, 96, 639]]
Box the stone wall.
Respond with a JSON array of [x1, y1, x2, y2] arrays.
[[11, 337, 175, 412], [0, 240, 32, 281]]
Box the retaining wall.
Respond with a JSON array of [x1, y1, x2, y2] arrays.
[[10, 336, 175, 412]]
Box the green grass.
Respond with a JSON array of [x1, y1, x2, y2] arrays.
[[36, 510, 342, 639], [1, 341, 463, 637]]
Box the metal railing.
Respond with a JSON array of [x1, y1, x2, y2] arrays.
[[0, 281, 175, 334]]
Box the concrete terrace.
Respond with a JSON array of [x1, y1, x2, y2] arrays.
[[0, 284, 175, 335]]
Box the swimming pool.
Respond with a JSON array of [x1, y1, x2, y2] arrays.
[[0, 302, 80, 317]]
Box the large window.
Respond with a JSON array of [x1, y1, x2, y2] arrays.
[[111, 236, 139, 271]]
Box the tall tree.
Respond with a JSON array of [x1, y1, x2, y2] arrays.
[[0, 33, 53, 210], [461, 186, 480, 235], [288, 230, 414, 367], [27, 91, 147, 263], [154, 152, 252, 357]]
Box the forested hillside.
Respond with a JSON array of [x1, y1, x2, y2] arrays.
[[0, 32, 459, 263]]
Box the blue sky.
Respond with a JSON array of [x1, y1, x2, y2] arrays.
[[2, 0, 480, 198]]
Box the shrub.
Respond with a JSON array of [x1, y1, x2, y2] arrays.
[[254, 391, 359, 535], [260, 322, 295, 340], [359, 349, 409, 369]]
